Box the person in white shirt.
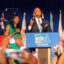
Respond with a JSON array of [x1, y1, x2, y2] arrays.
[[27, 7, 51, 33], [26, 7, 51, 53]]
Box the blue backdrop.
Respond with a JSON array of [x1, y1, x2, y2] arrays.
[[16, 10, 64, 32], [0, 0, 64, 32]]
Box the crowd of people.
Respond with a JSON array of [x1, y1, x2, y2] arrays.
[[0, 7, 64, 64]]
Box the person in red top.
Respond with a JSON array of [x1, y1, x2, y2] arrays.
[[0, 13, 5, 46], [59, 30, 64, 53]]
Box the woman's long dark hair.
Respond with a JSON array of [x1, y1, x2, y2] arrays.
[[10, 14, 21, 29]]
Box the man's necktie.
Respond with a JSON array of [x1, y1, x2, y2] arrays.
[[38, 20, 42, 33]]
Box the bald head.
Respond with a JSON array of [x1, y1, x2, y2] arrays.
[[33, 8, 42, 17]]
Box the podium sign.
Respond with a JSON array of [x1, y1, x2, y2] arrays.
[[26, 32, 59, 63], [26, 32, 59, 48]]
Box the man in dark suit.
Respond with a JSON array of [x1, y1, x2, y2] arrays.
[[27, 8, 51, 32], [26, 7, 52, 57], [27, 8, 52, 64]]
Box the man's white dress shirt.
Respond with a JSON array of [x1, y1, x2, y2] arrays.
[[28, 18, 42, 33]]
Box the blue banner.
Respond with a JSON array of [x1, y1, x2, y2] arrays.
[[26, 32, 59, 48]]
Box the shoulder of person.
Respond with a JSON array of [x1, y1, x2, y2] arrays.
[[42, 19, 50, 24], [6, 25, 10, 29]]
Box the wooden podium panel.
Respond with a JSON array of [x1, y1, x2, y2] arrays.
[[26, 33, 59, 63], [38, 48, 50, 64]]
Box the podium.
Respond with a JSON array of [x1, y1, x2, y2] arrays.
[[26, 32, 59, 64]]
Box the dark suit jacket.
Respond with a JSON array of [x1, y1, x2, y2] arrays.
[[26, 18, 52, 32]]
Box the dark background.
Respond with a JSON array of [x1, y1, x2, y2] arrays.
[[0, 0, 64, 10], [0, 0, 64, 32]]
